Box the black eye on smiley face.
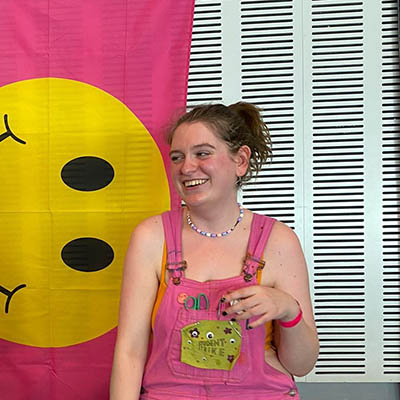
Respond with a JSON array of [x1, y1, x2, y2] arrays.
[[61, 156, 114, 192], [61, 237, 114, 272]]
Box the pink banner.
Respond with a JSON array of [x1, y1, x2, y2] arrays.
[[0, 1, 194, 399]]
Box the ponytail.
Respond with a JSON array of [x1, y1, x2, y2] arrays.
[[227, 102, 272, 183]]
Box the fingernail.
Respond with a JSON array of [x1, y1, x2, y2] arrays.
[[221, 297, 226, 303], [230, 318, 236, 322], [222, 311, 227, 316]]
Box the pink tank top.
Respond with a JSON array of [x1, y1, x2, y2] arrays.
[[141, 208, 299, 400]]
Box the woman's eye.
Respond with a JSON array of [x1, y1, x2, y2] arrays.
[[196, 151, 210, 158], [170, 154, 183, 163]]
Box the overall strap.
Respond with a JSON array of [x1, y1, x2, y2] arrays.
[[242, 213, 276, 282], [161, 208, 187, 285]]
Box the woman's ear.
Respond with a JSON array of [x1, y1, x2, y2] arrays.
[[235, 145, 251, 177]]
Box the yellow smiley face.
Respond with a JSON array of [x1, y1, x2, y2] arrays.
[[0, 78, 169, 347]]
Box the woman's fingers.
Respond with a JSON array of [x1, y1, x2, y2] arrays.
[[222, 285, 294, 325], [222, 286, 256, 304], [223, 288, 265, 319]]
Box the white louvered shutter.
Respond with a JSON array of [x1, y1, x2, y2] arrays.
[[187, 0, 400, 382], [306, 0, 369, 380]]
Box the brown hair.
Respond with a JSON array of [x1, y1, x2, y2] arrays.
[[167, 102, 272, 185]]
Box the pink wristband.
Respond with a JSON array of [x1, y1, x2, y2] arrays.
[[278, 305, 303, 328]]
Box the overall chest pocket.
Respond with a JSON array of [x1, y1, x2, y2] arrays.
[[167, 308, 251, 383]]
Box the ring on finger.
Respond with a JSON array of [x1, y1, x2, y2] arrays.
[[230, 299, 244, 315]]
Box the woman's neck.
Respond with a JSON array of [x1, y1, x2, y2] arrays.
[[185, 199, 241, 234]]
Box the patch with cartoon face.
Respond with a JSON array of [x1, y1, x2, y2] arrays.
[[181, 320, 242, 370]]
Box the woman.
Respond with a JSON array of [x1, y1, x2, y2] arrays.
[[110, 102, 319, 399]]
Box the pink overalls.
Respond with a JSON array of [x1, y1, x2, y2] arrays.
[[141, 209, 299, 400]]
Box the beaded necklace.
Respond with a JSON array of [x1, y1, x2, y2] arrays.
[[186, 204, 244, 238]]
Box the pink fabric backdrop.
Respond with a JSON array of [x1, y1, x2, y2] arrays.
[[0, 1, 194, 399]]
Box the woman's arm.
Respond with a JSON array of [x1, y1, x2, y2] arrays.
[[110, 216, 164, 400], [223, 221, 319, 377], [266, 221, 319, 376]]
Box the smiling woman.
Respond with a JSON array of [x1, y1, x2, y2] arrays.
[[110, 102, 319, 400]]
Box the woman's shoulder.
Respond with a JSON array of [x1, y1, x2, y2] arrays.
[[252, 213, 302, 257], [250, 211, 298, 240], [257, 217, 307, 286], [131, 213, 164, 244], [124, 213, 165, 273], [270, 219, 299, 240]]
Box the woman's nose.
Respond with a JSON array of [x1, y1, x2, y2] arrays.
[[181, 156, 197, 174]]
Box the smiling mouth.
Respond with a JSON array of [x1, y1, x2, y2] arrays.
[[183, 179, 208, 188]]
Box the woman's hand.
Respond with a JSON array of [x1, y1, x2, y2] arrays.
[[222, 285, 300, 329], [221, 220, 319, 377]]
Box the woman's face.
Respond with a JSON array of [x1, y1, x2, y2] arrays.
[[169, 122, 248, 208]]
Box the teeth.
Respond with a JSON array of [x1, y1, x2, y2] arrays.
[[184, 179, 208, 187]]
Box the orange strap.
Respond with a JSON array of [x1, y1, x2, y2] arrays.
[[151, 245, 168, 331]]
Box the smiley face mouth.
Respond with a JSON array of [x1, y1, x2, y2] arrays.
[[183, 179, 209, 188], [0, 283, 26, 314]]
